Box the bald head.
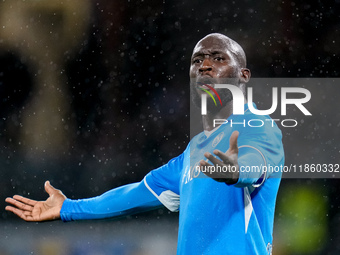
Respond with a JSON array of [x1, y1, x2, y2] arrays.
[[190, 33, 251, 113], [193, 33, 247, 68]]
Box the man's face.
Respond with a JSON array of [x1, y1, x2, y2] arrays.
[[189, 35, 242, 112]]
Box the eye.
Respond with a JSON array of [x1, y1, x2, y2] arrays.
[[214, 57, 224, 62], [192, 58, 202, 64]]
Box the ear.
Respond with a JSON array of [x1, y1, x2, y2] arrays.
[[240, 68, 251, 83]]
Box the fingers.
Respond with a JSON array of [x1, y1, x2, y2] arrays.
[[202, 152, 224, 166], [5, 205, 33, 221], [228, 131, 239, 154], [199, 159, 212, 168], [201, 131, 240, 166], [204, 149, 237, 166], [5, 196, 36, 211], [212, 150, 233, 163], [5, 195, 39, 221], [13, 195, 37, 207], [211, 131, 239, 161], [5, 200, 37, 222], [5, 205, 23, 218], [7, 207, 36, 221]]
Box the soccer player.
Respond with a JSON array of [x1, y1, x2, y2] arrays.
[[5, 33, 284, 255]]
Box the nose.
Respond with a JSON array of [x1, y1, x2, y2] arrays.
[[199, 58, 213, 73]]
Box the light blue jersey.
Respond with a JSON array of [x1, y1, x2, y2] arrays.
[[144, 104, 284, 254], [61, 104, 284, 255]]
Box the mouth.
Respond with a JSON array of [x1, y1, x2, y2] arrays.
[[195, 75, 217, 88], [196, 81, 215, 90]]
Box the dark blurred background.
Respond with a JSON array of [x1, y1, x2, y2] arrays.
[[0, 0, 339, 254]]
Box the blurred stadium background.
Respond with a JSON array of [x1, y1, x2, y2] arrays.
[[0, 0, 339, 254]]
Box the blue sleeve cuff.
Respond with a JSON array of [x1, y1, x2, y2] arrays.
[[233, 146, 267, 188], [60, 198, 73, 222]]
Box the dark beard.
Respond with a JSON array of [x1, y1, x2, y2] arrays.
[[190, 78, 237, 114]]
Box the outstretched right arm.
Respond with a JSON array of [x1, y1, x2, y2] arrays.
[[6, 146, 186, 222], [6, 180, 162, 222]]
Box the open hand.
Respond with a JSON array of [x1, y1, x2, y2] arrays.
[[5, 181, 66, 222], [199, 131, 240, 184]]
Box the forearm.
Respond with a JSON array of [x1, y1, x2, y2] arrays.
[[60, 181, 162, 222]]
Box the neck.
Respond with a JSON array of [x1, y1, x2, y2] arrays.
[[202, 98, 247, 131]]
